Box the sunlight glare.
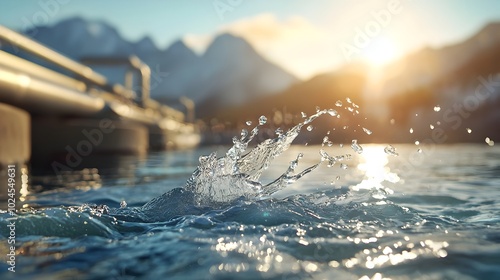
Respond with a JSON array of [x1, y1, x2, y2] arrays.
[[354, 145, 399, 191], [362, 37, 398, 67]]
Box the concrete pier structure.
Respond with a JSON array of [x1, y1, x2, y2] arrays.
[[30, 118, 148, 169]]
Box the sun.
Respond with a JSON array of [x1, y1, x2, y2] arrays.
[[362, 37, 398, 67]]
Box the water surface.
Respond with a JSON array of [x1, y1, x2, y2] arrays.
[[1, 142, 499, 280]]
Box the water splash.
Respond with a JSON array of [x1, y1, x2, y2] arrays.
[[184, 109, 341, 206], [485, 137, 495, 147]]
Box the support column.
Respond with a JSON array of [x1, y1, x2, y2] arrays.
[[0, 103, 30, 201]]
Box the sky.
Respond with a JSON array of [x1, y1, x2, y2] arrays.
[[1, 0, 500, 79]]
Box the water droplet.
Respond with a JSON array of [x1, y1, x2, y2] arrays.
[[346, 97, 352, 104], [335, 100, 343, 107], [120, 200, 127, 208], [351, 139, 363, 154], [417, 148, 422, 153], [437, 121, 441, 125], [485, 137, 495, 146], [259, 115, 267, 125], [322, 136, 329, 146], [307, 125, 313, 131], [316, 106, 321, 113], [343, 126, 348, 130], [339, 143, 343, 148], [384, 145, 399, 156], [246, 121, 252, 126], [327, 109, 337, 116], [415, 140, 420, 145], [327, 130, 331, 135], [434, 105, 441, 112], [340, 163, 348, 170], [320, 149, 329, 160], [466, 128, 472, 134], [301, 112, 307, 118], [430, 124, 435, 130], [409, 128, 414, 134], [347, 107, 354, 112], [363, 127, 372, 135], [336, 176, 340, 180]]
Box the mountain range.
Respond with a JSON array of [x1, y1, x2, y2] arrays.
[[211, 22, 500, 143], [3, 17, 499, 143], [380, 22, 500, 95], [380, 22, 500, 143]]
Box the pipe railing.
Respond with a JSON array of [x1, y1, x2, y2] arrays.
[[0, 65, 105, 116], [80, 55, 151, 106], [80, 56, 186, 122], [0, 50, 87, 92], [0, 25, 192, 126], [0, 25, 108, 88]]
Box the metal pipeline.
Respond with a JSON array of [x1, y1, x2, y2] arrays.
[[0, 58, 161, 123], [0, 63, 165, 125], [0, 65, 105, 116], [80, 55, 151, 105], [0, 25, 108, 87], [0, 26, 187, 130], [80, 56, 187, 122], [0, 50, 86, 92]]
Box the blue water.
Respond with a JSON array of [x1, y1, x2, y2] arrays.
[[1, 112, 500, 279]]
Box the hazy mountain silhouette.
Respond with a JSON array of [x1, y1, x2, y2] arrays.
[[381, 22, 500, 96], [211, 22, 500, 143], [195, 33, 299, 116], [384, 23, 500, 143]]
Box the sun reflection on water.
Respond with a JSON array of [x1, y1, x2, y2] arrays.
[[354, 145, 400, 192]]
